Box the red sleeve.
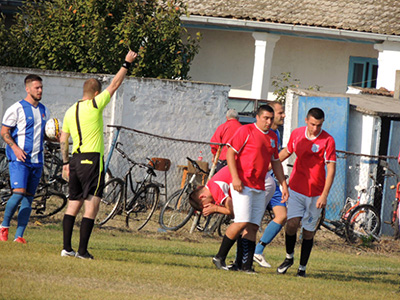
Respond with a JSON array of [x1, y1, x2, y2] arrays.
[[210, 124, 223, 155], [325, 136, 336, 163], [286, 130, 296, 154], [227, 126, 248, 153]]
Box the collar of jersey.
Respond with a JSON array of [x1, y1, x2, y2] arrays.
[[253, 123, 269, 134]]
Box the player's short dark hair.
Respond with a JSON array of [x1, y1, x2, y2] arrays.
[[307, 107, 325, 120], [256, 104, 274, 116], [24, 74, 42, 86], [83, 78, 102, 95], [189, 186, 205, 212], [268, 101, 283, 110]]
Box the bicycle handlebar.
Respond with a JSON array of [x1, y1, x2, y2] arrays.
[[186, 157, 209, 175], [115, 142, 156, 173]]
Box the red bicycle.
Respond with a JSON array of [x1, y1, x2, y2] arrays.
[[388, 182, 400, 239]]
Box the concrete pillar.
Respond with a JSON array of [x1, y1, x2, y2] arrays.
[[374, 41, 400, 91], [394, 70, 400, 100], [251, 33, 280, 100]]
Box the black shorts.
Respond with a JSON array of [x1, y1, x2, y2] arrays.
[[69, 152, 105, 200]]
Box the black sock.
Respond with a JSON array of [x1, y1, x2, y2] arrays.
[[300, 238, 314, 267], [63, 214, 76, 252], [216, 235, 236, 261], [78, 217, 95, 255], [235, 235, 243, 269], [285, 233, 297, 256], [241, 238, 256, 271]]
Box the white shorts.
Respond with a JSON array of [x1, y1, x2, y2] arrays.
[[287, 188, 322, 232], [231, 184, 266, 226], [264, 172, 276, 207]]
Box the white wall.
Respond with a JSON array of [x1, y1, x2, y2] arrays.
[[0, 67, 229, 143], [187, 28, 378, 97]]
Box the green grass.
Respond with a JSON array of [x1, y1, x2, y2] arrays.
[[1, 219, 400, 300]]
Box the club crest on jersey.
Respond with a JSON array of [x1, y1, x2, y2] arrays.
[[270, 139, 276, 148], [311, 144, 319, 153]]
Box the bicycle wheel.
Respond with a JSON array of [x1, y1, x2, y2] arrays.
[[30, 190, 67, 218], [217, 214, 233, 237], [96, 178, 124, 226], [345, 204, 381, 244], [126, 183, 160, 230], [159, 188, 194, 231]]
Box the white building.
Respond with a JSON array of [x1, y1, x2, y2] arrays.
[[182, 0, 400, 100]]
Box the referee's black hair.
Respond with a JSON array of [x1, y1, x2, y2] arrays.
[[307, 107, 325, 120]]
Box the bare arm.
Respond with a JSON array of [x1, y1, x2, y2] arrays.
[[106, 51, 138, 97], [316, 162, 336, 209], [271, 159, 289, 203], [279, 147, 291, 162], [1, 125, 26, 162], [226, 147, 242, 192], [203, 197, 234, 218], [60, 130, 71, 181]]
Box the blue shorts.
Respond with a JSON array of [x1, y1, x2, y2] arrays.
[[267, 183, 286, 210], [9, 161, 43, 194]]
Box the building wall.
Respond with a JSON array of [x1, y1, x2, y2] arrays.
[[187, 28, 378, 97], [0, 67, 230, 146]]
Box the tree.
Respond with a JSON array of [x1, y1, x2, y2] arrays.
[[0, 0, 201, 79], [271, 72, 321, 104]]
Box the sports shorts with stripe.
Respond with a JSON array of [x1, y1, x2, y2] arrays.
[[287, 188, 322, 232], [68, 152, 105, 200]]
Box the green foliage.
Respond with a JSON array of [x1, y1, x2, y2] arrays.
[[271, 72, 322, 103], [271, 72, 300, 103], [0, 0, 201, 79]]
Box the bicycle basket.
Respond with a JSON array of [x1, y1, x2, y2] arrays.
[[149, 158, 171, 172]]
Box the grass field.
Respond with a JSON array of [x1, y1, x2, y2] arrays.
[[0, 213, 400, 300]]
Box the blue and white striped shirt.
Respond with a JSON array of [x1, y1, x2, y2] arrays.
[[2, 100, 50, 164]]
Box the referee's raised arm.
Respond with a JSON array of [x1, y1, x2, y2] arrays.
[[106, 50, 138, 97]]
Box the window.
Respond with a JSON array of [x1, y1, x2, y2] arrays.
[[347, 56, 378, 88]]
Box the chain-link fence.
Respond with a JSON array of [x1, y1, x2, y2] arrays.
[[104, 125, 400, 235], [104, 125, 221, 205], [329, 150, 399, 235]]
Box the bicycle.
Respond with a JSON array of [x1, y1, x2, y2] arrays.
[[379, 160, 400, 239], [319, 171, 382, 244], [96, 142, 166, 230], [159, 157, 209, 231], [0, 145, 68, 218]]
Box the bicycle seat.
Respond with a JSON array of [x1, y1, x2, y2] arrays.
[[149, 158, 171, 172]]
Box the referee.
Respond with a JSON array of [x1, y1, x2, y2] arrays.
[[59, 50, 137, 259]]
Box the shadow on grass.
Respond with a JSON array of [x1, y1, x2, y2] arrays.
[[312, 269, 400, 286]]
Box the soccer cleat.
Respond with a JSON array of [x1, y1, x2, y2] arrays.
[[241, 267, 257, 275], [227, 262, 239, 271], [61, 249, 76, 257], [0, 227, 8, 241], [14, 237, 27, 244], [253, 253, 271, 268], [212, 256, 228, 270], [296, 269, 306, 277], [276, 258, 294, 274], [75, 251, 94, 260]]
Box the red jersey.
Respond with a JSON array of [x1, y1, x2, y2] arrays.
[[287, 126, 336, 197], [210, 118, 242, 160], [206, 166, 232, 205], [227, 124, 279, 190]]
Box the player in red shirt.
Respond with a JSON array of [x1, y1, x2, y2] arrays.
[[210, 109, 242, 173], [189, 166, 233, 217], [213, 105, 289, 273], [277, 107, 336, 277]]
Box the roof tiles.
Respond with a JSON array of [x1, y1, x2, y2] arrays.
[[184, 0, 400, 36]]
